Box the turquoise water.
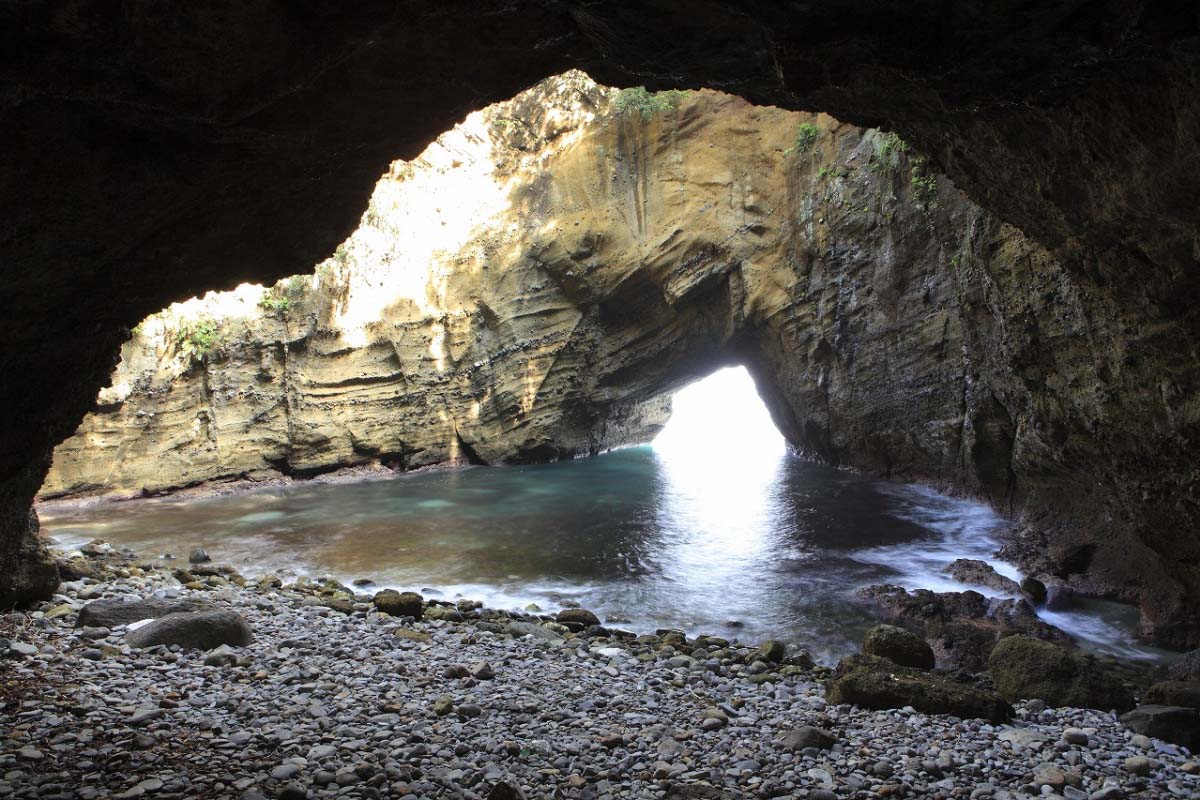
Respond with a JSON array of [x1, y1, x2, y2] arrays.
[[38, 369, 1168, 664], [38, 445, 1167, 664]]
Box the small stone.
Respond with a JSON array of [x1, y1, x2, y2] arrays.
[[1089, 788, 1125, 800], [129, 707, 165, 726], [432, 695, 454, 716], [487, 781, 526, 800], [1062, 728, 1088, 746], [1033, 764, 1066, 790], [270, 764, 301, 780], [278, 783, 306, 800], [81, 647, 103, 660], [80, 626, 111, 640], [8, 641, 37, 657], [872, 760, 894, 777], [189, 548, 211, 563], [17, 747, 43, 761], [1181, 761, 1198, 774], [600, 733, 624, 749], [457, 702, 483, 719], [470, 660, 495, 680], [1129, 733, 1152, 750], [204, 644, 239, 667], [1123, 755, 1152, 776]]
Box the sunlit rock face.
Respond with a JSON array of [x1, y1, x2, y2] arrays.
[[45, 73, 976, 496], [37, 73, 1200, 648]]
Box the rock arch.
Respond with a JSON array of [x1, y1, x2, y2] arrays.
[[3, 4, 1199, 646]]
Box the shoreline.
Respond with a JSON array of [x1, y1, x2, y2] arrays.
[[3, 549, 1197, 799], [34, 452, 1178, 668]]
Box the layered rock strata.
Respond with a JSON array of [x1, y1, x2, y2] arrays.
[[35, 73, 1200, 649]]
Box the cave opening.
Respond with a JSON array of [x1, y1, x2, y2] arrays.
[[28, 71, 1173, 671], [5, 7, 1200, 791], [652, 365, 786, 463]]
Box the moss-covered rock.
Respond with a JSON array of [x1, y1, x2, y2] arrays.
[[988, 635, 1133, 711], [826, 654, 1012, 722], [861, 624, 935, 669], [372, 590, 424, 620], [1143, 680, 1200, 709]]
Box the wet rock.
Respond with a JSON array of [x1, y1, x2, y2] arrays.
[[856, 585, 1071, 671], [372, 590, 423, 620], [945, 559, 1023, 595], [80, 539, 113, 557], [1041, 576, 1076, 611], [1167, 649, 1200, 682], [825, 654, 1012, 722], [505, 621, 563, 641], [756, 639, 786, 663], [1143, 680, 1200, 709], [1021, 577, 1048, 605], [424, 605, 464, 622], [78, 598, 207, 629], [556, 608, 600, 627], [1119, 705, 1200, 750], [861, 624, 935, 669], [988, 635, 1133, 711], [188, 548, 211, 564], [126, 609, 253, 650]]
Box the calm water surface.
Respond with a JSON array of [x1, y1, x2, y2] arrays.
[[38, 369, 1167, 664]]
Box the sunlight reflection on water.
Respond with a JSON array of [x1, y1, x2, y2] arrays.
[[39, 367, 1167, 663]]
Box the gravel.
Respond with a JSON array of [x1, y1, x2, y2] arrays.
[[1, 556, 1197, 800]]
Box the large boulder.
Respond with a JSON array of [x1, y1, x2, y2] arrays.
[[944, 559, 1023, 596], [988, 635, 1133, 712], [856, 585, 1072, 672], [861, 624, 935, 670], [557, 608, 600, 627], [1119, 705, 1200, 751], [372, 590, 424, 620], [826, 654, 1012, 723], [126, 609, 252, 650], [1143, 680, 1200, 709], [78, 598, 207, 629]]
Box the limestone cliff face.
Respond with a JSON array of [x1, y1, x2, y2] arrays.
[[41, 74, 1200, 648]]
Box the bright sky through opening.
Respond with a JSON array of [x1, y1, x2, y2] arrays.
[[653, 366, 787, 460]]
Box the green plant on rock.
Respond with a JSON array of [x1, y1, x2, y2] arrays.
[[259, 275, 308, 318], [909, 155, 939, 207], [871, 131, 908, 170], [785, 122, 820, 156], [175, 317, 220, 365], [613, 87, 689, 118]]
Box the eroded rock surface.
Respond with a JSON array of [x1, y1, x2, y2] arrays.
[[856, 585, 1072, 672]]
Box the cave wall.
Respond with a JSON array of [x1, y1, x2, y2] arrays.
[[3, 2, 1199, 645]]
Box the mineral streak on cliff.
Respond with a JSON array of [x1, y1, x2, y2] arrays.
[[40, 74, 1200, 648]]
